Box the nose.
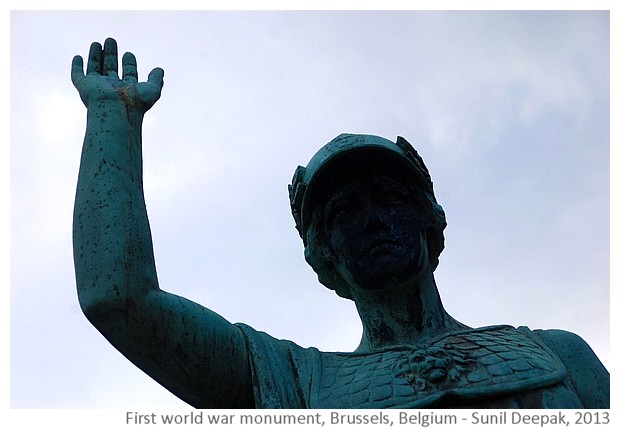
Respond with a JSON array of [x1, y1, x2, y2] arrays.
[[361, 204, 390, 236]]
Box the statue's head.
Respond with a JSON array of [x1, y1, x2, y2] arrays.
[[289, 134, 446, 300]]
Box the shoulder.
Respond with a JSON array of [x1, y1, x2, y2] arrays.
[[235, 323, 317, 408], [532, 329, 606, 371], [533, 329, 595, 357], [530, 328, 609, 408]]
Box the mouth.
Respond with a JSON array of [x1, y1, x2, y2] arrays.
[[368, 239, 401, 257]]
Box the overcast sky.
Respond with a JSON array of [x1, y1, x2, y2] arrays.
[[9, 9, 612, 409]]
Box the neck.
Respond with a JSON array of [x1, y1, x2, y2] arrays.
[[352, 269, 468, 353]]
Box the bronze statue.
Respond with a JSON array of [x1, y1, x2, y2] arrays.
[[72, 38, 609, 409]]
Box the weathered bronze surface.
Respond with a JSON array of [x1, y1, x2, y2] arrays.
[[72, 38, 609, 409]]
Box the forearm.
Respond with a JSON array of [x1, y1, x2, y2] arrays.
[[73, 100, 158, 315]]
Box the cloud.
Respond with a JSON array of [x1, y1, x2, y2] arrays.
[[10, 10, 610, 409]]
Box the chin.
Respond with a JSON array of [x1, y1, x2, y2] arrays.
[[353, 262, 419, 293], [339, 250, 423, 293]]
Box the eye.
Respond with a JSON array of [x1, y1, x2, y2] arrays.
[[377, 189, 409, 208], [326, 199, 354, 225], [384, 192, 404, 205]]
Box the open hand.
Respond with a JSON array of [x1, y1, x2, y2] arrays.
[[71, 38, 164, 113]]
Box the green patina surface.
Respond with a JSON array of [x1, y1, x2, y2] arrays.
[[72, 38, 609, 409]]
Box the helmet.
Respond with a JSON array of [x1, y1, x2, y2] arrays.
[[288, 133, 446, 299]]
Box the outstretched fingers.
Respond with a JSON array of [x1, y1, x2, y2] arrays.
[[73, 38, 164, 110], [86, 41, 103, 75], [103, 38, 119, 78], [122, 52, 138, 83]]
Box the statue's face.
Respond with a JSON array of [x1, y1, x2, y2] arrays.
[[322, 174, 425, 293]]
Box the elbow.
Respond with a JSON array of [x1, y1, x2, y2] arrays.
[[77, 281, 155, 330], [76, 284, 130, 327], [78, 292, 119, 327], [75, 270, 157, 324]]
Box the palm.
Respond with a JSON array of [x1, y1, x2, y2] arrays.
[[71, 38, 163, 112]]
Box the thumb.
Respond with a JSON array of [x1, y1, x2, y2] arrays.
[[147, 67, 164, 91]]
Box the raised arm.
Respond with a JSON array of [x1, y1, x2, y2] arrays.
[[72, 38, 253, 408]]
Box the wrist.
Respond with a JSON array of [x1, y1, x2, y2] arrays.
[[86, 101, 144, 133]]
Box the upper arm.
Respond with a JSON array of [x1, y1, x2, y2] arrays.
[[84, 289, 254, 409], [536, 329, 609, 409]]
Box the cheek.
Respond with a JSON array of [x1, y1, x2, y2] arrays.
[[326, 226, 365, 263], [398, 209, 424, 238], [327, 230, 352, 260]]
